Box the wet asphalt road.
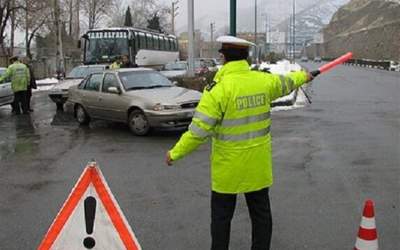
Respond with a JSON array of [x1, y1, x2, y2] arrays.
[[0, 64, 399, 250]]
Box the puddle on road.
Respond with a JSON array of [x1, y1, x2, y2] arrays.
[[50, 110, 78, 126], [0, 115, 40, 160]]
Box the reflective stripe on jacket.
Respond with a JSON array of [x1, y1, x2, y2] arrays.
[[170, 60, 308, 194]]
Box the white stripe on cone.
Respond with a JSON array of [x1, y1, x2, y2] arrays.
[[355, 238, 378, 250], [360, 217, 376, 230]]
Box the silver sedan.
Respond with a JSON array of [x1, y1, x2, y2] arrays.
[[0, 67, 13, 107], [67, 68, 202, 135]]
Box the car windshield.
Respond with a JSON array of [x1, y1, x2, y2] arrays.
[[66, 66, 104, 79], [119, 71, 173, 90], [164, 62, 187, 70]]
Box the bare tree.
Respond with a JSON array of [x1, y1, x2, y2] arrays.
[[81, 0, 114, 29], [107, 0, 125, 27], [0, 0, 24, 56], [61, 0, 80, 39], [16, 0, 52, 59]]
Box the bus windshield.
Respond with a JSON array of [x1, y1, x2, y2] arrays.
[[84, 31, 129, 64]]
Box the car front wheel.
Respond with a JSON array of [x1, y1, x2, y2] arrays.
[[128, 110, 150, 136], [75, 104, 90, 125]]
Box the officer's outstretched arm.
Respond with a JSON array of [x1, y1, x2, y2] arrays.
[[267, 71, 309, 101], [0, 67, 12, 83], [169, 84, 223, 162]]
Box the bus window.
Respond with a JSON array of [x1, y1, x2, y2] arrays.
[[166, 38, 170, 51], [146, 34, 152, 49], [139, 33, 146, 49], [160, 37, 165, 50], [175, 40, 179, 51], [154, 35, 159, 50], [171, 39, 176, 51], [169, 38, 174, 51], [133, 32, 139, 50]]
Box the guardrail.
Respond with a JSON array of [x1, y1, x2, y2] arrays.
[[323, 57, 399, 71]]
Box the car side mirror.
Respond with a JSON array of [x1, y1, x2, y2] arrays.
[[108, 86, 121, 94]]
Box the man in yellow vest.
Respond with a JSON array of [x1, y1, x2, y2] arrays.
[[110, 56, 122, 69], [0, 56, 31, 114], [166, 36, 314, 250]]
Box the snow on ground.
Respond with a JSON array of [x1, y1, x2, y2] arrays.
[[36, 78, 58, 86], [259, 60, 302, 74], [34, 78, 59, 92], [259, 60, 308, 111], [272, 87, 309, 112]]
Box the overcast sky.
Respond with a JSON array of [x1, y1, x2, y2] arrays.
[[11, 0, 312, 46], [161, 0, 316, 35], [168, 0, 267, 33]]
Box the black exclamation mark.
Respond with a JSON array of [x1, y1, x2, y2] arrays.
[[83, 196, 96, 249]]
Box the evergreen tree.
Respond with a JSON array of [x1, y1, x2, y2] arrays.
[[124, 6, 133, 27], [147, 13, 162, 32]]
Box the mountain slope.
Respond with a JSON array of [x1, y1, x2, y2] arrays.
[[321, 0, 400, 60]]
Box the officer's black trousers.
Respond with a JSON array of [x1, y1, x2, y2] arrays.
[[12, 91, 28, 114], [211, 187, 272, 250]]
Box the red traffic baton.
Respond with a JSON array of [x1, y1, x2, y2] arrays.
[[310, 52, 353, 77]]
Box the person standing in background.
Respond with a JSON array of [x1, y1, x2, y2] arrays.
[[22, 57, 37, 112]]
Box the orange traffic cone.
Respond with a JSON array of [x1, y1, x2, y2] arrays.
[[354, 200, 378, 250]]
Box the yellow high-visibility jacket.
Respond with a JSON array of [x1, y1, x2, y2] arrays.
[[169, 60, 308, 194], [0, 62, 30, 92], [110, 62, 121, 69]]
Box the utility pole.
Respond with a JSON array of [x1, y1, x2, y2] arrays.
[[230, 0, 236, 36], [54, 0, 64, 78], [287, 15, 292, 60], [75, 0, 80, 41], [254, 0, 257, 44], [171, 0, 179, 35], [292, 0, 296, 61], [187, 0, 194, 77], [210, 22, 215, 58], [262, 12, 269, 54]]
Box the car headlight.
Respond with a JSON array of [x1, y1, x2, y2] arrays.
[[153, 103, 181, 111]]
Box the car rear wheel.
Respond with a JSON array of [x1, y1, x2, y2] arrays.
[[75, 104, 90, 125], [128, 110, 150, 136]]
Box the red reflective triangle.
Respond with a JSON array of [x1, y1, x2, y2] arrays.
[[37, 163, 141, 250]]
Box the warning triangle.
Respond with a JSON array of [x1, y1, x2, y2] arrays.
[[38, 162, 141, 250]]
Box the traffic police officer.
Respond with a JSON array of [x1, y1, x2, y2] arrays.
[[0, 56, 31, 114], [166, 36, 314, 250], [110, 56, 122, 69]]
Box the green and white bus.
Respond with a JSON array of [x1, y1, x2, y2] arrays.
[[81, 27, 179, 67]]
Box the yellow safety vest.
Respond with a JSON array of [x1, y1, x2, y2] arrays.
[[0, 62, 30, 92], [170, 60, 308, 194], [110, 62, 121, 69]]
